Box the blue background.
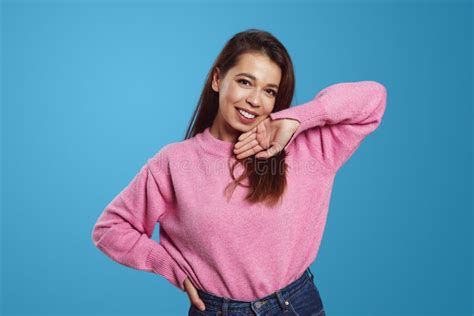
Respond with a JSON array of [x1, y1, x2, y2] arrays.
[[1, 0, 472, 315]]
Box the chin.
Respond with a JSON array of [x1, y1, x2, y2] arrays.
[[234, 121, 257, 132], [229, 123, 248, 133]]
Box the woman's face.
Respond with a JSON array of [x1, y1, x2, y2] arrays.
[[211, 52, 282, 141]]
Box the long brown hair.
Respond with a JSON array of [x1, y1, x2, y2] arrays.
[[184, 29, 295, 207]]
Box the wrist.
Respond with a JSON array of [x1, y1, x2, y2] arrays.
[[285, 118, 300, 132]]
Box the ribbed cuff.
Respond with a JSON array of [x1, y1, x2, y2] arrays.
[[269, 98, 327, 151], [145, 240, 189, 292]]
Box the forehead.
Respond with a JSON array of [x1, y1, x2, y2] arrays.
[[230, 53, 281, 83]]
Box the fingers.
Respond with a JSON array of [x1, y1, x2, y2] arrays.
[[191, 297, 206, 312], [235, 144, 265, 160], [234, 138, 258, 155], [234, 132, 257, 153], [184, 279, 206, 312], [234, 123, 270, 159], [255, 142, 283, 159], [237, 126, 257, 141]]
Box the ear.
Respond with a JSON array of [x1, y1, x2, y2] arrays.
[[211, 67, 221, 93]]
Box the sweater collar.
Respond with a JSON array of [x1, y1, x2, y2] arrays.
[[197, 127, 236, 157]]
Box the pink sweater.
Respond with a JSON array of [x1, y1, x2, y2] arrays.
[[91, 81, 387, 301]]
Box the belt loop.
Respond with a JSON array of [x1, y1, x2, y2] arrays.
[[221, 297, 229, 316], [275, 290, 290, 312], [307, 267, 314, 281]]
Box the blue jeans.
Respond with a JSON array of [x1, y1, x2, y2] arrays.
[[188, 267, 325, 316]]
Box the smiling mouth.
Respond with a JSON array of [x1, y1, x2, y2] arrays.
[[236, 107, 257, 119]]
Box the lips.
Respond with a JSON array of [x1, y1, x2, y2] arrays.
[[236, 107, 258, 116], [235, 107, 257, 124]]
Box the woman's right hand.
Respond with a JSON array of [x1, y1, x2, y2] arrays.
[[184, 277, 206, 312], [233, 117, 300, 160]]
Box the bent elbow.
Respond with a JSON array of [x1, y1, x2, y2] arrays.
[[369, 81, 387, 102], [91, 221, 108, 247]]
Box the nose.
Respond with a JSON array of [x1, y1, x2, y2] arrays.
[[246, 89, 262, 108]]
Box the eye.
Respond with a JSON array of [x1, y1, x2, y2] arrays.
[[237, 79, 277, 97], [267, 89, 277, 97], [237, 79, 251, 86]]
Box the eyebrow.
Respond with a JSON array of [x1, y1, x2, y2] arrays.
[[235, 72, 279, 89]]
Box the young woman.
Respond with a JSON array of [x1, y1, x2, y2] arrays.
[[92, 29, 387, 316]]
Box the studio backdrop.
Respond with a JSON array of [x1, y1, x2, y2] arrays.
[[1, 1, 472, 315]]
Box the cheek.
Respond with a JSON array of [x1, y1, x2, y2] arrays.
[[262, 103, 275, 116], [219, 87, 244, 113], [221, 103, 236, 120], [218, 95, 237, 121], [222, 85, 246, 103]]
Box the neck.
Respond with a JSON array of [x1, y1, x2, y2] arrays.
[[210, 117, 239, 144]]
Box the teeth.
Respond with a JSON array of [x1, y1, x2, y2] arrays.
[[238, 109, 256, 119]]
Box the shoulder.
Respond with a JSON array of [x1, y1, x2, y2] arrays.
[[147, 137, 199, 175]]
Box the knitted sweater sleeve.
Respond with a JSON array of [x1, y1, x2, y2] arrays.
[[269, 81, 387, 173], [91, 150, 188, 292]]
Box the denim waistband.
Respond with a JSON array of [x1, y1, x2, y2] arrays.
[[195, 267, 315, 314]]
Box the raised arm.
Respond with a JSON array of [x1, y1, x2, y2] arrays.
[[91, 150, 188, 292], [269, 81, 387, 173]]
